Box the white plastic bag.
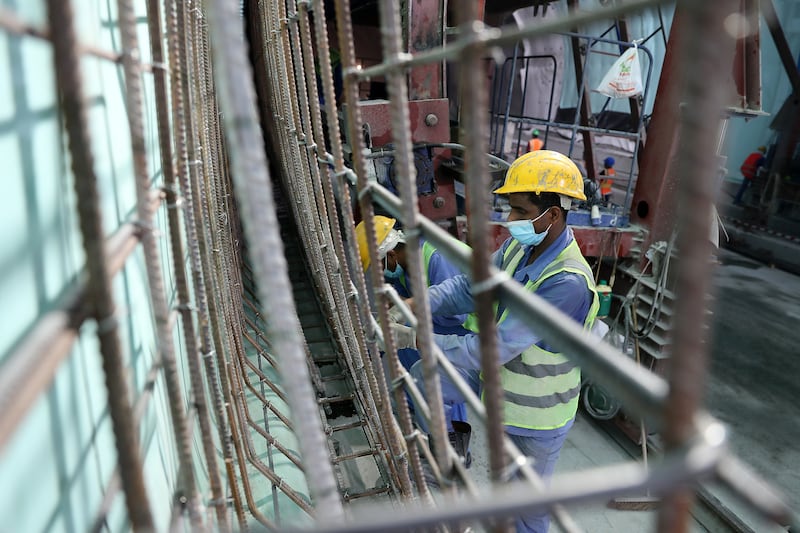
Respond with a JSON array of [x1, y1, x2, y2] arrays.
[[595, 45, 643, 99]]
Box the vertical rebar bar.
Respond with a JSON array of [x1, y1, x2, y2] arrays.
[[456, 5, 509, 495], [150, 0, 228, 527], [167, 0, 243, 529], [374, 0, 453, 481], [657, 1, 738, 532], [115, 0, 206, 527], [286, 1, 407, 496], [45, 0, 154, 529], [306, 0, 434, 499], [203, 0, 346, 523]]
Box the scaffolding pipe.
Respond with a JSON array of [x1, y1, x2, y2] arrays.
[[353, 0, 664, 81]]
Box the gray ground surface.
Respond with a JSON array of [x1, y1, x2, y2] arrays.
[[706, 248, 800, 516]]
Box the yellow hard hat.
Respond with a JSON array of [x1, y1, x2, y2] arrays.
[[354, 216, 404, 270], [494, 150, 586, 203]]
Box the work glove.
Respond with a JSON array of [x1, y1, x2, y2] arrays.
[[388, 305, 406, 324], [390, 323, 417, 350]]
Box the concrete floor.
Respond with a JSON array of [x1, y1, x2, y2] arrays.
[[705, 247, 800, 520]]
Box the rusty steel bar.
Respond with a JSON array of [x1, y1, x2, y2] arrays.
[[456, 3, 510, 495], [190, 12, 269, 525], [146, 0, 228, 525], [354, 0, 664, 81], [303, 0, 411, 469], [184, 5, 248, 522], [45, 0, 154, 529], [286, 3, 405, 497], [225, 334, 280, 531], [304, 0, 434, 499], [0, 6, 129, 65], [656, 1, 738, 532], [167, 0, 244, 528], [114, 0, 205, 527], [203, 0, 346, 523], [270, 3, 387, 498], [373, 0, 450, 491], [298, 0, 432, 500], [186, 8, 252, 528], [308, 0, 385, 403], [90, 356, 165, 533]]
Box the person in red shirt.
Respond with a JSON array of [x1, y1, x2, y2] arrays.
[[734, 146, 767, 205], [527, 129, 544, 153]]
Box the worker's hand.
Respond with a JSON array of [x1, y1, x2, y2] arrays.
[[390, 323, 417, 350], [388, 305, 406, 324]]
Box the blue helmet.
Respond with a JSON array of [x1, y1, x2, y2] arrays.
[[603, 156, 615, 168]]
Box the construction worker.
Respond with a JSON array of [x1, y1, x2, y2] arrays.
[[397, 151, 598, 532], [599, 156, 615, 205], [527, 129, 544, 153], [355, 217, 471, 442], [734, 145, 767, 205]]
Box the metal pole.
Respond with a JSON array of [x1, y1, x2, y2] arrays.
[[375, 0, 453, 481], [657, 1, 738, 531], [457, 4, 510, 519]]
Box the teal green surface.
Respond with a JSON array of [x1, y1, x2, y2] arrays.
[[0, 0, 309, 530]]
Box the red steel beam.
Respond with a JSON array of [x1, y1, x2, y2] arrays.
[[629, 7, 688, 248], [408, 0, 444, 100]]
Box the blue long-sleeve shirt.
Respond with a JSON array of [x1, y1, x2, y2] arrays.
[[389, 239, 470, 335], [427, 227, 593, 370]]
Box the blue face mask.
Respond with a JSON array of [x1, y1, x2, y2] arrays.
[[506, 208, 552, 247], [383, 257, 404, 279]]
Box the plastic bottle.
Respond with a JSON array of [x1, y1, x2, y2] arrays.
[[597, 280, 612, 318]]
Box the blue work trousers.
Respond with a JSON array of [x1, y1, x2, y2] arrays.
[[409, 362, 573, 533]]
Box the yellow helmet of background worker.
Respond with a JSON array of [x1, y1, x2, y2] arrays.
[[355, 216, 405, 270], [494, 150, 587, 205]]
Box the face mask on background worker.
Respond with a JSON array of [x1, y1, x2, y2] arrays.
[[383, 254, 404, 279]]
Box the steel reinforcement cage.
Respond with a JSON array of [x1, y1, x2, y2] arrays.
[[0, 0, 796, 532]]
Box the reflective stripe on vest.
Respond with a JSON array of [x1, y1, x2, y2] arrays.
[[492, 238, 599, 430], [462, 241, 526, 333]]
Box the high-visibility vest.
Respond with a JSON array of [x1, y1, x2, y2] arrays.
[[527, 138, 544, 152], [400, 240, 477, 332], [600, 168, 615, 195], [399, 240, 469, 288], [740, 152, 763, 180], [489, 239, 599, 430]]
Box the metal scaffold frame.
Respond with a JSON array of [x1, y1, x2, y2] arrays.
[[0, 0, 796, 532]]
